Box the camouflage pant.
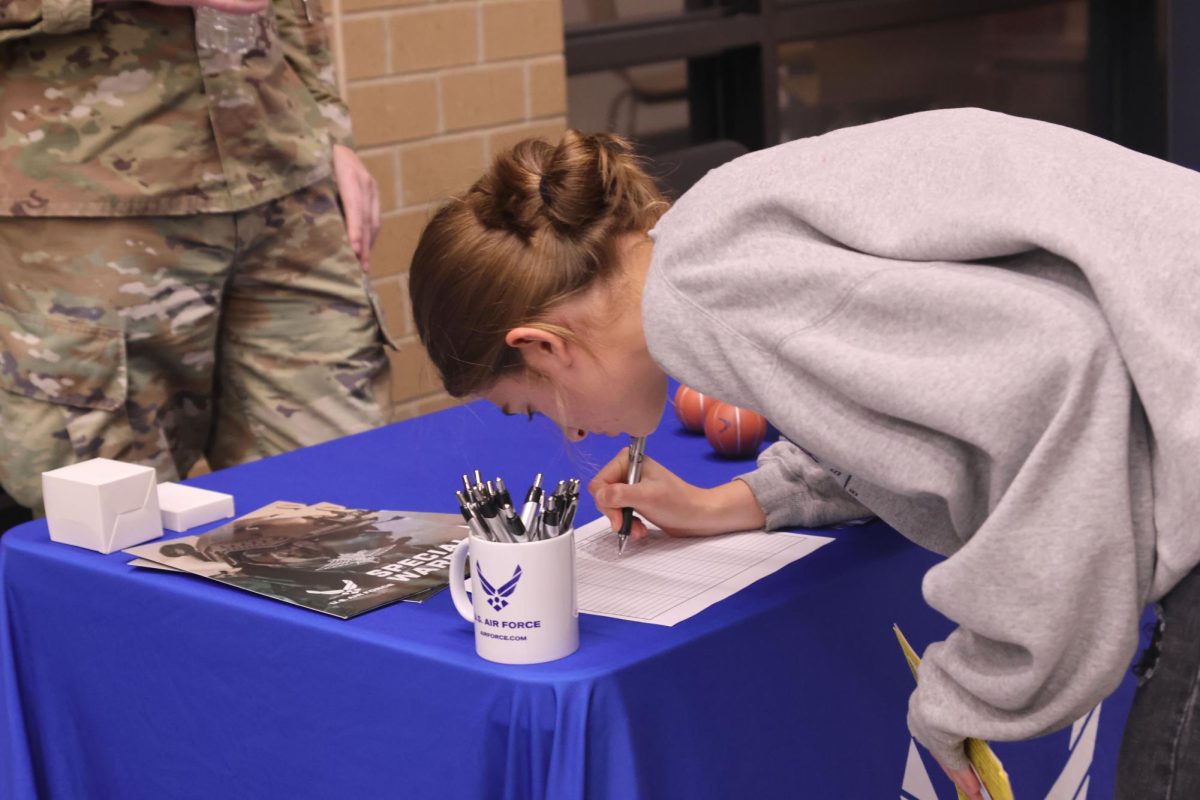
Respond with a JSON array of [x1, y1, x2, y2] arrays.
[[0, 179, 394, 513]]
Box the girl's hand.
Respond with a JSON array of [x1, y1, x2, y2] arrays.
[[938, 762, 984, 800], [589, 451, 766, 540]]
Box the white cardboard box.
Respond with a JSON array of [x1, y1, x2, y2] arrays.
[[156, 482, 234, 532], [42, 458, 163, 554]]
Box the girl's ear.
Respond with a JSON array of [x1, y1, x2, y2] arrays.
[[505, 327, 574, 375]]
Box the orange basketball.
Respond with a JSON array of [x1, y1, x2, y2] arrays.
[[674, 385, 712, 433], [703, 402, 768, 459]]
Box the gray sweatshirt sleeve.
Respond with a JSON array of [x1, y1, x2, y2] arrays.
[[646, 254, 1148, 774], [737, 439, 871, 530], [791, 268, 1146, 773]]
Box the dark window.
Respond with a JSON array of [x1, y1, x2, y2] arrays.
[[565, 0, 1189, 168]]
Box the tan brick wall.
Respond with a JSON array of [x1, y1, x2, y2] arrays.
[[332, 0, 568, 422]]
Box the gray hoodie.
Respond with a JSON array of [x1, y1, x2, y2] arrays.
[[642, 108, 1200, 770]]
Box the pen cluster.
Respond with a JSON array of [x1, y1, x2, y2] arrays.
[[455, 469, 580, 544]]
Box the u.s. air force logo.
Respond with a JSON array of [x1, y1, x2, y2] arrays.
[[477, 563, 523, 611]]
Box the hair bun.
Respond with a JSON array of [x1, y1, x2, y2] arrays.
[[468, 130, 658, 245], [469, 138, 555, 239], [538, 131, 639, 237]]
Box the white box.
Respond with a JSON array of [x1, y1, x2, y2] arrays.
[[42, 458, 163, 554], [156, 482, 234, 532]]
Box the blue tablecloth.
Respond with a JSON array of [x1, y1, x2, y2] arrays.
[[2, 401, 1137, 799]]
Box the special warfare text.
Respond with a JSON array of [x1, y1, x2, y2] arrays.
[[364, 541, 461, 581]]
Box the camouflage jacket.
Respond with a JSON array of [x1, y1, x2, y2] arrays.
[[0, 0, 353, 217]]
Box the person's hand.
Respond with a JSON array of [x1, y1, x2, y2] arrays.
[[103, 0, 271, 12], [589, 451, 767, 540], [332, 143, 381, 272], [938, 760, 984, 800]]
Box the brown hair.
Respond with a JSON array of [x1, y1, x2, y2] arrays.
[[408, 130, 669, 398]]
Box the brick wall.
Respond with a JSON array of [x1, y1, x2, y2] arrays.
[[333, 0, 568, 421]]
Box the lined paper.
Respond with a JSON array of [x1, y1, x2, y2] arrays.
[[573, 516, 833, 626]]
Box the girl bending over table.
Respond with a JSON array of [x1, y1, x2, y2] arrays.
[[407, 109, 1200, 800]]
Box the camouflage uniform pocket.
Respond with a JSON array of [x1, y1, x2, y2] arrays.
[[0, 304, 127, 411], [0, 304, 129, 509], [364, 280, 403, 352]]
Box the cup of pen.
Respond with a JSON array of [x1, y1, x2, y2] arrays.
[[448, 474, 580, 665]]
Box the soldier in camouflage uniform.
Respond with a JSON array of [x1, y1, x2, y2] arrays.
[[0, 0, 397, 514]]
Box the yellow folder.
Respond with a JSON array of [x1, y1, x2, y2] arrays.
[[893, 624, 1014, 800]]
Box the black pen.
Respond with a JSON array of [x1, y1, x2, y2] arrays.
[[494, 478, 527, 540], [473, 487, 510, 543], [616, 436, 646, 555], [494, 477, 514, 509], [457, 491, 492, 541], [559, 479, 579, 534], [455, 490, 473, 525], [561, 494, 578, 535], [543, 494, 563, 540], [519, 473, 543, 533], [456, 490, 489, 540]]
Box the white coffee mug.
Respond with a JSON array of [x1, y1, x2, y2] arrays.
[[448, 531, 579, 664]]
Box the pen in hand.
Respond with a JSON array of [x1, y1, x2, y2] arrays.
[[616, 435, 647, 555]]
